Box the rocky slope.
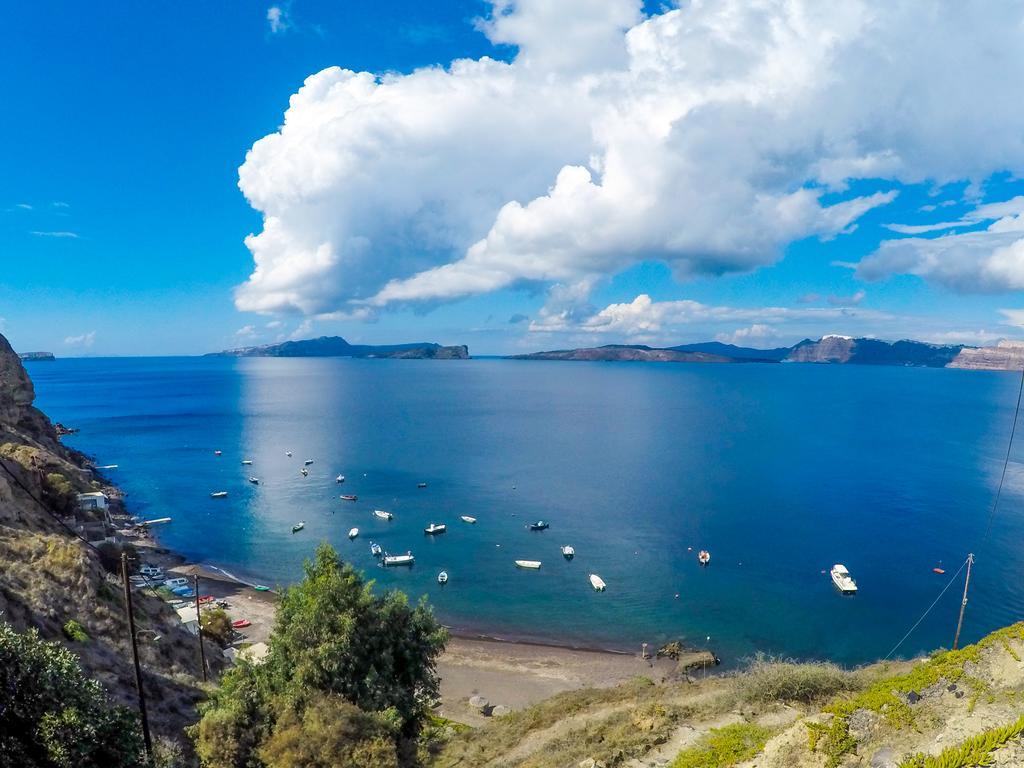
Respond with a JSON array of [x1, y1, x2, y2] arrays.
[[949, 340, 1024, 371], [508, 345, 738, 363], [207, 335, 469, 359], [0, 332, 214, 750]]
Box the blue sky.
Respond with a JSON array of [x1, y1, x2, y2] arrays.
[[2, 1, 1024, 356]]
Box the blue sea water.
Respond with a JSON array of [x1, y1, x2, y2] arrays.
[[27, 356, 1024, 667]]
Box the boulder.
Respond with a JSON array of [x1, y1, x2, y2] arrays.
[[870, 746, 897, 768], [468, 695, 489, 711], [491, 704, 510, 717]]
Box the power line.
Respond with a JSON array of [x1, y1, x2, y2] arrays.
[[883, 554, 970, 661], [980, 364, 1024, 548]]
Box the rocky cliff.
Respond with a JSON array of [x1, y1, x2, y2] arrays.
[[509, 345, 738, 363], [208, 335, 469, 359], [950, 340, 1024, 371]]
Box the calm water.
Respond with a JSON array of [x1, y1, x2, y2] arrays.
[[28, 357, 1024, 666]]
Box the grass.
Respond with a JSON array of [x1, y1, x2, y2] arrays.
[[62, 619, 89, 643], [670, 723, 773, 768], [898, 713, 1024, 768], [736, 654, 863, 705]]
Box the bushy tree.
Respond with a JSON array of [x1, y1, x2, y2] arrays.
[[200, 608, 234, 648], [0, 622, 147, 768], [192, 543, 447, 767]]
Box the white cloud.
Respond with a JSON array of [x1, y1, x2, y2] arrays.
[[858, 197, 1024, 292], [827, 290, 866, 307], [267, 5, 290, 34], [51, 201, 69, 209], [920, 329, 1006, 345], [236, 0, 1024, 317], [716, 324, 780, 345], [265, 320, 283, 329], [31, 230, 79, 239], [235, 324, 257, 337], [64, 331, 96, 348]]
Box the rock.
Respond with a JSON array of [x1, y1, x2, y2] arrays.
[[491, 705, 510, 717], [578, 760, 596, 768], [848, 709, 876, 741], [906, 691, 922, 705], [468, 695, 489, 711], [870, 746, 898, 768]]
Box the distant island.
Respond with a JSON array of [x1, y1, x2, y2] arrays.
[[511, 336, 1024, 371], [17, 351, 55, 361], [207, 335, 469, 359]]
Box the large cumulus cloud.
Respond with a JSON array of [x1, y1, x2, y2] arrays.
[[235, 0, 1024, 317]]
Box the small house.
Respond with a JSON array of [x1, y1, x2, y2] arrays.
[[77, 491, 109, 511], [175, 605, 199, 635]]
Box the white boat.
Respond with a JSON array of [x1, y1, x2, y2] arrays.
[[383, 552, 415, 567], [348, 527, 359, 539], [286, 451, 292, 457], [831, 564, 858, 594], [424, 523, 447, 535], [214, 450, 222, 456], [460, 515, 477, 524], [590, 574, 607, 591], [336, 474, 345, 483], [304, 459, 314, 466], [437, 571, 448, 584], [698, 550, 711, 566], [292, 521, 305, 533], [210, 491, 228, 499], [248, 477, 259, 485], [301, 468, 308, 476], [373, 510, 394, 521], [561, 545, 575, 559], [370, 542, 382, 557], [515, 560, 542, 569], [241, 459, 253, 465]]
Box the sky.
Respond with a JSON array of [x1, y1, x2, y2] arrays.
[[2, 0, 1024, 356]]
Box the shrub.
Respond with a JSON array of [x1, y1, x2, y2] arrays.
[[738, 654, 862, 705], [62, 620, 89, 643], [200, 608, 233, 648], [671, 722, 773, 768]]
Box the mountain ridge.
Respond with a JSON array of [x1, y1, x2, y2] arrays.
[[207, 335, 469, 359]]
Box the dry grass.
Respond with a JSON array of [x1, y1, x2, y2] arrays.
[[735, 654, 865, 706]]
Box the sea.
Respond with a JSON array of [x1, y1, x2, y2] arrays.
[[27, 356, 1024, 667]]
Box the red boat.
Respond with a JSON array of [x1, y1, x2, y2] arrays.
[[231, 619, 251, 629], [340, 494, 358, 502], [933, 567, 946, 574], [197, 595, 215, 604]]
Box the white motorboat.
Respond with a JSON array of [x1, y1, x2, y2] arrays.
[[515, 560, 542, 569], [561, 545, 575, 559], [241, 459, 253, 465], [373, 510, 394, 521], [301, 468, 308, 476], [424, 523, 447, 535], [460, 515, 477, 524], [214, 450, 222, 456], [831, 564, 858, 594], [437, 571, 448, 584], [286, 451, 292, 457], [348, 527, 359, 539], [698, 550, 711, 566], [248, 477, 259, 485], [210, 491, 228, 499], [304, 459, 314, 466], [292, 521, 305, 533], [590, 574, 607, 591], [336, 474, 345, 483], [383, 552, 415, 567], [370, 542, 383, 557]]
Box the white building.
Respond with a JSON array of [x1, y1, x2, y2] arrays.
[[175, 605, 199, 635], [77, 491, 109, 511]]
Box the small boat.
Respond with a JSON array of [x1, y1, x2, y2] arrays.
[[417, 482, 428, 489], [590, 574, 606, 591], [210, 491, 228, 499], [96, 464, 118, 470], [231, 619, 251, 629], [383, 552, 415, 567], [254, 585, 270, 592], [561, 545, 575, 559], [348, 527, 359, 539], [301, 468, 308, 476], [373, 510, 394, 521], [370, 542, 383, 557], [528, 521, 549, 531], [340, 494, 358, 502], [286, 451, 292, 457], [460, 515, 477, 524], [515, 560, 542, 569], [197, 595, 215, 604], [241, 460, 253, 465], [292, 521, 305, 533], [248, 477, 259, 485], [698, 550, 711, 566], [424, 523, 447, 535], [336, 474, 345, 483], [831, 564, 858, 594], [214, 450, 222, 456], [933, 567, 946, 575], [304, 459, 314, 466], [437, 571, 448, 585]]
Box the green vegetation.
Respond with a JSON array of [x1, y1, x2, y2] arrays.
[[199, 608, 233, 648], [736, 654, 863, 705], [61, 619, 89, 643], [191, 542, 447, 767], [670, 722, 772, 768], [898, 714, 1024, 767], [0, 622, 146, 767]]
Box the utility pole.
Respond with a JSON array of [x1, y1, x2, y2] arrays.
[[194, 574, 207, 682], [953, 553, 975, 650], [120, 553, 153, 760]]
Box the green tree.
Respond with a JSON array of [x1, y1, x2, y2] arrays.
[[200, 608, 234, 648], [192, 543, 447, 767], [0, 622, 147, 768]]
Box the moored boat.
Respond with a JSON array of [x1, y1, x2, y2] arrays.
[[286, 451, 292, 457], [292, 521, 305, 533], [437, 571, 448, 585], [336, 474, 345, 483], [383, 552, 415, 567], [304, 459, 314, 466], [254, 585, 270, 592], [561, 545, 575, 559], [231, 619, 251, 629], [214, 450, 222, 456], [370, 542, 382, 557], [528, 521, 549, 531], [698, 550, 711, 566], [248, 476, 259, 485], [831, 564, 857, 594], [424, 523, 447, 535], [340, 494, 358, 502], [348, 527, 359, 539], [515, 559, 542, 569], [590, 573, 606, 591], [417, 482, 428, 488], [210, 491, 228, 499], [459, 515, 477, 524], [300, 468, 308, 476], [373, 510, 394, 521], [241, 459, 253, 465]]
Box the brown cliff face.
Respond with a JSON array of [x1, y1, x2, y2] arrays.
[[949, 341, 1024, 371]]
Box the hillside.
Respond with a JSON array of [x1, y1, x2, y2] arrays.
[[508, 345, 738, 363], [0, 332, 214, 753], [207, 335, 469, 359]]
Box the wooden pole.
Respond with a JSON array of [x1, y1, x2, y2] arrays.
[[120, 553, 153, 760], [953, 553, 974, 650], [194, 574, 208, 682]]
